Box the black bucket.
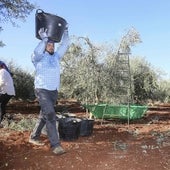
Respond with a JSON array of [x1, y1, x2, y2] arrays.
[[79, 119, 94, 137], [58, 117, 81, 141], [35, 9, 67, 42]]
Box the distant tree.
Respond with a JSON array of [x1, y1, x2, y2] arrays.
[[154, 79, 170, 103], [13, 68, 35, 100], [130, 57, 158, 103]]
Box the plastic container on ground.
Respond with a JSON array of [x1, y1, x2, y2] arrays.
[[79, 118, 94, 136], [58, 117, 81, 141]]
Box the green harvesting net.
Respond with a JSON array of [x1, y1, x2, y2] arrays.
[[84, 104, 148, 120]]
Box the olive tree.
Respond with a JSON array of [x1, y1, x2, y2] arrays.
[[0, 0, 35, 46], [60, 28, 169, 105], [130, 57, 159, 103], [61, 36, 102, 103], [0, 0, 35, 25], [104, 27, 142, 104], [61, 28, 142, 104], [6, 61, 35, 100]]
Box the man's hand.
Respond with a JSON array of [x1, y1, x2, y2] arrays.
[[38, 28, 48, 39]]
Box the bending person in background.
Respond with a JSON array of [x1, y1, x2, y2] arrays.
[[29, 26, 70, 155], [0, 62, 15, 128]]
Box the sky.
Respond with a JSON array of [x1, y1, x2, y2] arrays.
[[0, 0, 170, 79]]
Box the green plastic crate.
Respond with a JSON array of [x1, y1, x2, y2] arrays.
[[84, 104, 148, 120]]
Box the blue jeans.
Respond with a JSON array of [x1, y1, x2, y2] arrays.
[[30, 88, 60, 148]]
